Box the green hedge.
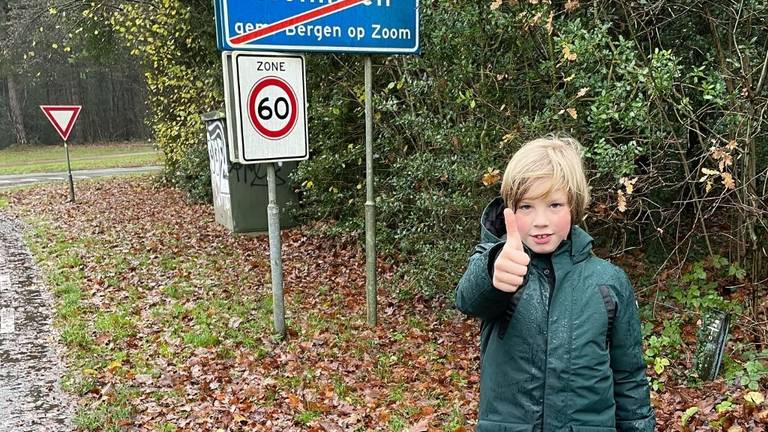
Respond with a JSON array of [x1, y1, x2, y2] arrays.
[[89, 0, 767, 296]]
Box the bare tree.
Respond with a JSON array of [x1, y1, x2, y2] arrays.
[[0, 0, 28, 146]]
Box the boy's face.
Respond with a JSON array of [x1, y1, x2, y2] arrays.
[[514, 180, 572, 254]]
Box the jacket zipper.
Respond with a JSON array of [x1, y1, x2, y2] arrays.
[[539, 265, 556, 432], [538, 267, 554, 432]]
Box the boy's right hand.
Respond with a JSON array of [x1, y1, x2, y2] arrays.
[[492, 208, 531, 292]]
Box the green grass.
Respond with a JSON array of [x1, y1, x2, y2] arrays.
[[17, 208, 466, 431], [0, 142, 161, 175], [295, 409, 321, 425], [24, 223, 136, 431], [73, 384, 137, 431]]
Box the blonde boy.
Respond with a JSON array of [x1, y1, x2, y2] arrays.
[[456, 135, 655, 431]]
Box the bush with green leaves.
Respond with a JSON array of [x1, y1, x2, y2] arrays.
[[77, 0, 766, 297], [668, 256, 744, 315], [295, 1, 766, 296]]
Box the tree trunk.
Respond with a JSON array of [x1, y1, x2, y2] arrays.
[[6, 74, 27, 146]]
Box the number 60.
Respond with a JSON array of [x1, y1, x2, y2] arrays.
[[258, 97, 290, 120]]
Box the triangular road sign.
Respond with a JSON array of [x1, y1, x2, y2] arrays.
[[40, 105, 82, 141]]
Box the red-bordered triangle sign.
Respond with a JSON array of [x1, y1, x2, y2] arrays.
[[40, 105, 82, 141]]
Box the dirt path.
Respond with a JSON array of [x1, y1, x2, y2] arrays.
[[0, 212, 72, 432]]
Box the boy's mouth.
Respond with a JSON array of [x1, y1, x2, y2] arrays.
[[531, 234, 552, 244]]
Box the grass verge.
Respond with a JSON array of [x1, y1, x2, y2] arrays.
[[11, 178, 479, 431], [11, 178, 764, 431], [0, 142, 160, 175]]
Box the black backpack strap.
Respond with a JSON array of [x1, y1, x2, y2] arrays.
[[598, 285, 616, 348], [497, 290, 524, 340]]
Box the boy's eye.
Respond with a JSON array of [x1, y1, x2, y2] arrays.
[[550, 202, 563, 208], [518, 204, 532, 210]]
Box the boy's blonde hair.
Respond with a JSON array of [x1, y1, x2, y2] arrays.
[[501, 134, 590, 223]]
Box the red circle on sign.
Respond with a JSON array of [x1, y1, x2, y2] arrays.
[[247, 77, 299, 140]]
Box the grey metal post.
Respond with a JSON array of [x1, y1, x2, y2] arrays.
[[364, 56, 377, 326], [266, 163, 286, 338], [64, 141, 75, 203]]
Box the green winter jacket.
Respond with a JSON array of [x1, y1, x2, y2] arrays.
[[456, 198, 655, 432]]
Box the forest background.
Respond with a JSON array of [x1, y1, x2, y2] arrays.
[[1, 0, 767, 421]]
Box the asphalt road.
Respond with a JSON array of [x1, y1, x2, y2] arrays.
[[0, 166, 164, 189]]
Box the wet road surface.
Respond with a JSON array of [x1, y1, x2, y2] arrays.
[[0, 212, 72, 431]]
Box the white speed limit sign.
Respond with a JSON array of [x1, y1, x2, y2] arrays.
[[233, 52, 308, 163]]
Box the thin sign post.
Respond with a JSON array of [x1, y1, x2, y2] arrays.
[[364, 57, 376, 326], [40, 105, 81, 203], [228, 52, 307, 338], [267, 163, 286, 339]]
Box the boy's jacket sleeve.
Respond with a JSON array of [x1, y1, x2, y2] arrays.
[[611, 271, 656, 432], [455, 241, 511, 321]]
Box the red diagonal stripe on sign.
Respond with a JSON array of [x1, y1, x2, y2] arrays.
[[230, 0, 367, 45]]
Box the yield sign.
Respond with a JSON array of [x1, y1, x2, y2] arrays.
[[40, 105, 82, 141]]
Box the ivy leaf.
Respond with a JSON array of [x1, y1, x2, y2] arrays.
[[653, 357, 670, 374], [715, 400, 733, 413], [680, 406, 699, 426]]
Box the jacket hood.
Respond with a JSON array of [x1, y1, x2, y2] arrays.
[[480, 196, 594, 263]]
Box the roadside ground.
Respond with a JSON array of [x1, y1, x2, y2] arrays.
[[1, 177, 766, 431]]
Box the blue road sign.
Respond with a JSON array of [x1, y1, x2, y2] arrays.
[[214, 0, 419, 54]]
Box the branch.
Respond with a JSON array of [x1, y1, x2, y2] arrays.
[[755, 47, 768, 96]]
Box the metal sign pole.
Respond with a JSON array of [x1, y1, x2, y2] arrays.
[[40, 105, 81, 204], [364, 56, 377, 326], [266, 163, 286, 338], [64, 140, 75, 203]]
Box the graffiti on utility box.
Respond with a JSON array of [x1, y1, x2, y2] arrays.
[[205, 114, 297, 233]]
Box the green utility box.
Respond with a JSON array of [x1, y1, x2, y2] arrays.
[[202, 110, 297, 233]]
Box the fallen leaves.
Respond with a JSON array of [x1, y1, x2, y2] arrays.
[[7, 178, 767, 431], [617, 190, 627, 212], [7, 178, 481, 431], [745, 391, 766, 406], [562, 44, 577, 61], [481, 168, 502, 187]]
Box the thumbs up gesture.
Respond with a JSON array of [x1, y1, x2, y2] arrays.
[[492, 208, 531, 293]]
